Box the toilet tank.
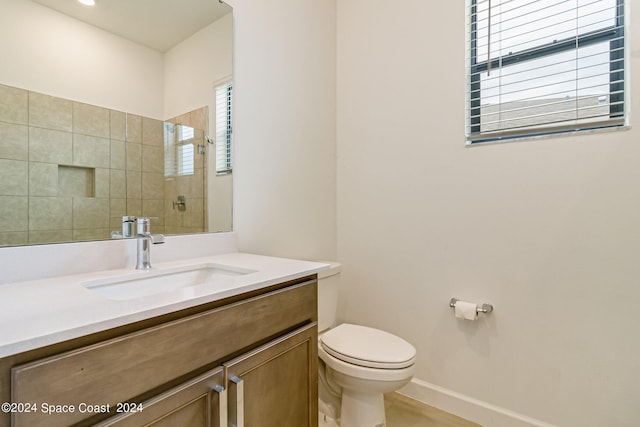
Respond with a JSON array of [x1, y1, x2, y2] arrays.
[[317, 262, 342, 333]]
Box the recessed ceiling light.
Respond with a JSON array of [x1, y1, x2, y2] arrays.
[[78, 0, 95, 6]]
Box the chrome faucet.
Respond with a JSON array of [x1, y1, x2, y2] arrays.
[[135, 217, 165, 270]]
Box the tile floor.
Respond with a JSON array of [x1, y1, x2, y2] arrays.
[[384, 393, 482, 427]]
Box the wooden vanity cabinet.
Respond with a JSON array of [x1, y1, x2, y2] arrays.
[[98, 324, 317, 427], [1, 276, 318, 427]]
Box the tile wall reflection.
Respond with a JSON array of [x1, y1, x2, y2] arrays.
[[0, 83, 205, 246]]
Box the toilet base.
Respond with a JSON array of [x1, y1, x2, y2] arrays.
[[340, 390, 386, 427]]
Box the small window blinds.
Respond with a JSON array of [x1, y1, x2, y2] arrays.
[[164, 123, 195, 177], [466, 0, 625, 144], [215, 82, 233, 174]]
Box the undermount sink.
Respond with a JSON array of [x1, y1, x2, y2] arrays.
[[81, 263, 256, 300]]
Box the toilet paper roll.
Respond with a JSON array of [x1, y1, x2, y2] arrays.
[[454, 301, 478, 321]]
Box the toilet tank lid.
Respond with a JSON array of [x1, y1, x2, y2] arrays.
[[317, 261, 342, 279]]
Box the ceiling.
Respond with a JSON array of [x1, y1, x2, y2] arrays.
[[30, 0, 232, 52]]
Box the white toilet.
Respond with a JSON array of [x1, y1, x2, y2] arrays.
[[317, 262, 416, 427]]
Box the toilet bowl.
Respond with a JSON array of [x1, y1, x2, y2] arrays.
[[317, 263, 416, 427]]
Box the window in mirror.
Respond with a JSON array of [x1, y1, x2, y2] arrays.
[[215, 81, 233, 174], [164, 123, 195, 177]]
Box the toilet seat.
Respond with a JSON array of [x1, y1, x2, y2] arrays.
[[320, 323, 416, 369]]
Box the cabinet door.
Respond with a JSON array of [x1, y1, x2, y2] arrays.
[[94, 367, 226, 427], [224, 323, 318, 427]]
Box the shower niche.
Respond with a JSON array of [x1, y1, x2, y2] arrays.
[[58, 165, 96, 198]]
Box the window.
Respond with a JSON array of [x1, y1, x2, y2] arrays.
[[466, 0, 626, 144], [164, 123, 195, 177], [215, 81, 233, 174]]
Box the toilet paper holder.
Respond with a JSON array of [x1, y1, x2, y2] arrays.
[[449, 298, 493, 314]]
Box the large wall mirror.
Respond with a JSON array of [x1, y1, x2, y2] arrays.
[[0, 0, 233, 247]]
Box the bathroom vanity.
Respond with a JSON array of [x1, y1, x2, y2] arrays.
[[0, 253, 325, 427]]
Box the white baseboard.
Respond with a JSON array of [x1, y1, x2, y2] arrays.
[[398, 378, 557, 427]]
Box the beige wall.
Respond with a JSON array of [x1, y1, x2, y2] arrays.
[[337, 1, 640, 426], [163, 13, 233, 121]]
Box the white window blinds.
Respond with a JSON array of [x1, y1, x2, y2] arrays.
[[466, 0, 626, 144], [215, 81, 233, 174], [164, 123, 195, 177]]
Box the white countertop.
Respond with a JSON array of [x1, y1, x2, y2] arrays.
[[0, 253, 328, 358]]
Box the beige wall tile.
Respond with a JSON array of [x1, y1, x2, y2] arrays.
[[176, 169, 204, 198], [142, 144, 164, 173], [0, 159, 28, 195], [142, 172, 165, 200], [126, 198, 142, 216], [126, 142, 142, 171], [176, 226, 201, 234], [126, 114, 142, 143], [29, 92, 72, 132], [29, 162, 58, 196], [28, 230, 72, 245], [0, 196, 28, 232], [150, 225, 165, 234], [110, 199, 127, 229], [173, 112, 191, 127], [185, 198, 204, 229], [29, 197, 72, 230], [0, 122, 28, 160], [164, 177, 176, 196], [0, 231, 28, 246], [164, 199, 177, 228], [73, 228, 111, 242], [110, 140, 126, 170], [110, 169, 126, 199], [126, 170, 142, 199], [143, 117, 164, 146], [73, 134, 110, 168], [175, 208, 186, 228], [29, 127, 72, 164], [73, 198, 109, 229], [95, 168, 110, 198], [110, 111, 126, 141], [0, 85, 28, 125], [142, 199, 165, 227], [190, 107, 208, 132], [73, 102, 110, 138]]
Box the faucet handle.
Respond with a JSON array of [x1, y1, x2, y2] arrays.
[[136, 217, 151, 234], [135, 217, 159, 222], [135, 217, 161, 235]]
